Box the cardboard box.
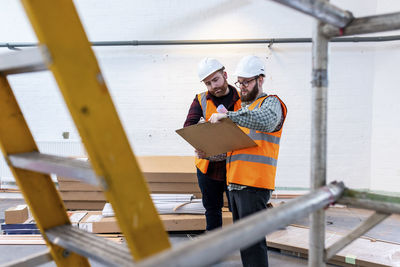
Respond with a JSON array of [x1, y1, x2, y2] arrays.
[[67, 211, 87, 226], [5, 205, 29, 224], [79, 211, 120, 233]]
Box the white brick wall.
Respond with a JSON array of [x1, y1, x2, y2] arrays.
[[0, 0, 399, 192]]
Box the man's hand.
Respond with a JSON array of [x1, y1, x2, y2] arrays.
[[209, 113, 227, 123], [198, 117, 206, 124], [195, 149, 207, 159]]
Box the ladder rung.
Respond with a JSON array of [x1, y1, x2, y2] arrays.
[[0, 48, 47, 75], [8, 152, 99, 186], [45, 225, 134, 266]]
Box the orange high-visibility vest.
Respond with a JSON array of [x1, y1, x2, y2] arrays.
[[226, 95, 287, 189], [195, 90, 242, 174]]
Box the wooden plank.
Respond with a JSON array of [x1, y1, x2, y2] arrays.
[[58, 175, 198, 191], [267, 226, 398, 267], [58, 181, 101, 191], [0, 234, 123, 245], [144, 173, 197, 183], [161, 212, 232, 231], [59, 191, 106, 201], [64, 201, 106, 211], [148, 183, 199, 193], [136, 156, 196, 173], [58, 172, 197, 184]]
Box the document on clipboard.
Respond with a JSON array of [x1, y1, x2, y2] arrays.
[[175, 118, 257, 157]]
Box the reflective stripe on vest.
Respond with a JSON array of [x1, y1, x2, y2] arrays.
[[248, 129, 280, 145], [230, 153, 278, 167], [200, 92, 207, 119]]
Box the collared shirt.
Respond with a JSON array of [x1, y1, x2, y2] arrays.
[[227, 93, 285, 191], [184, 85, 240, 181]]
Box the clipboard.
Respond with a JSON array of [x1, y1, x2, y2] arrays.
[[176, 118, 257, 157]]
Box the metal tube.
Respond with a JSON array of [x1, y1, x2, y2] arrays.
[[323, 12, 400, 37], [8, 152, 100, 187], [337, 197, 400, 214], [268, 0, 353, 28], [0, 250, 52, 267], [135, 182, 345, 267], [325, 212, 389, 260], [309, 15, 329, 267], [2, 35, 400, 50]]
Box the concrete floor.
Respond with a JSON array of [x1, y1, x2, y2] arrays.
[[0, 198, 318, 266]]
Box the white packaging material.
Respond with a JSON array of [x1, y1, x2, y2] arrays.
[[101, 194, 204, 217]]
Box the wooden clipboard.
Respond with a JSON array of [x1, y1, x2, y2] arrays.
[[176, 118, 257, 157]]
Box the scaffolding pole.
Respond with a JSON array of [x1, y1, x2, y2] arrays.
[[323, 12, 400, 37], [134, 182, 344, 267], [268, 0, 353, 28], [337, 189, 400, 214], [309, 13, 330, 267], [2, 35, 400, 50]]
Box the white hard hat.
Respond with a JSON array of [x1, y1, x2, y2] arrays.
[[234, 55, 265, 78], [198, 57, 224, 82]]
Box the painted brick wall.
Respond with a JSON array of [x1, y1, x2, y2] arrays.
[[0, 0, 398, 192]]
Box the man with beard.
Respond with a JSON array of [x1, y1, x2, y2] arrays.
[[184, 57, 241, 231], [210, 55, 287, 267]]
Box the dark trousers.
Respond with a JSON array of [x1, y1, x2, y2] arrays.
[[197, 169, 229, 231], [229, 187, 272, 267]]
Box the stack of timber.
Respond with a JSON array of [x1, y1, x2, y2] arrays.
[[58, 156, 203, 210], [58, 156, 306, 209], [2, 205, 233, 234], [58, 177, 104, 210]]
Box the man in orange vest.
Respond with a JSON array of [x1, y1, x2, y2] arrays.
[[210, 55, 287, 267], [184, 58, 241, 231]]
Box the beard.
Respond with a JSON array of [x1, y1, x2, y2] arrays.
[[212, 79, 229, 97], [241, 82, 259, 102]]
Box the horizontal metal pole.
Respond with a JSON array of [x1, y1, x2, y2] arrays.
[[0, 48, 47, 75], [337, 197, 400, 214], [0, 250, 52, 267], [2, 35, 400, 50], [135, 182, 345, 267], [325, 212, 389, 260], [268, 0, 353, 28], [323, 12, 400, 37], [337, 188, 400, 214], [8, 152, 100, 187], [46, 225, 133, 266]]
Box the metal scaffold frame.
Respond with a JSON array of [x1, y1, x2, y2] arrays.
[[271, 0, 400, 266], [1, 0, 400, 266]]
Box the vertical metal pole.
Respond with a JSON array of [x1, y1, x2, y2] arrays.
[[309, 13, 329, 267]]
